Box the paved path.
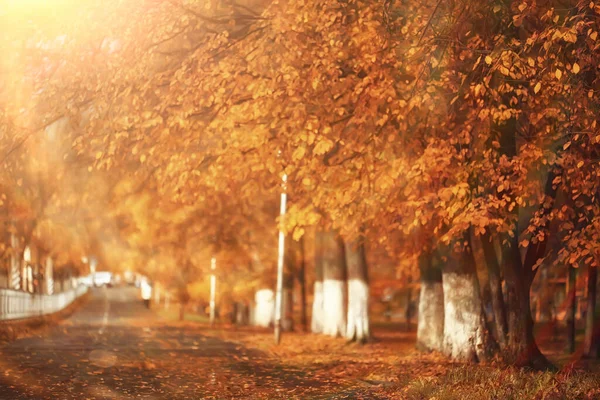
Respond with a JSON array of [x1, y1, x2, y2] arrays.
[[0, 287, 382, 399], [0, 287, 276, 399]]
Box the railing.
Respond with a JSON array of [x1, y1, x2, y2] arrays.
[[0, 285, 88, 321]]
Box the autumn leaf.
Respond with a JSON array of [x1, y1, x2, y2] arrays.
[[292, 146, 306, 161], [572, 63, 580, 74], [534, 82, 541, 94], [555, 69, 562, 79], [313, 139, 334, 155]]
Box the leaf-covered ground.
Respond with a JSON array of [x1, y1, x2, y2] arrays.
[[188, 321, 600, 399], [1, 288, 599, 399]]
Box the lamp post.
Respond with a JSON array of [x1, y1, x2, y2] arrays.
[[274, 173, 288, 344], [209, 256, 216, 327]]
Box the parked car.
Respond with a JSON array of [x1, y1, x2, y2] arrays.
[[93, 272, 112, 287], [79, 272, 113, 288]]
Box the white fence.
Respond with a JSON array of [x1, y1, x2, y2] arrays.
[[0, 285, 88, 321]]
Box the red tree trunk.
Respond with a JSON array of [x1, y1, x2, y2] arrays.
[[584, 266, 598, 357]]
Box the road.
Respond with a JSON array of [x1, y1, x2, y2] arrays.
[[0, 287, 322, 400]]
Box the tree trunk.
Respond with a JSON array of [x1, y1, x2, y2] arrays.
[[321, 230, 347, 337], [566, 265, 577, 354], [282, 274, 294, 331], [230, 302, 238, 324], [583, 266, 597, 358], [254, 288, 275, 327], [235, 302, 249, 325], [282, 236, 296, 332], [442, 237, 493, 362], [345, 238, 369, 343], [417, 249, 444, 352], [505, 167, 560, 369], [311, 229, 325, 333], [178, 285, 190, 322], [480, 231, 508, 347], [493, 109, 554, 369], [405, 281, 413, 331], [502, 240, 551, 369], [298, 235, 308, 332], [179, 303, 185, 321]]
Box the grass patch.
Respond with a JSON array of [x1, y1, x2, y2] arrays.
[[402, 365, 600, 400]]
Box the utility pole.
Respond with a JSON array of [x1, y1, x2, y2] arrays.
[[210, 256, 217, 327], [274, 173, 288, 344]]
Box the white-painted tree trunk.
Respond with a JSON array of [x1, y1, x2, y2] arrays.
[[311, 229, 325, 334], [346, 279, 369, 341], [417, 249, 444, 352], [321, 230, 347, 337], [417, 280, 444, 352], [322, 279, 346, 336], [253, 289, 274, 328], [442, 271, 488, 361], [345, 238, 370, 342]]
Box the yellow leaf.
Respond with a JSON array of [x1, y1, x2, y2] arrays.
[[534, 82, 541, 94], [473, 55, 481, 71], [292, 227, 305, 241], [520, 239, 530, 248], [96, 151, 103, 160], [563, 141, 571, 150], [292, 146, 306, 161], [555, 69, 562, 79], [313, 139, 334, 155], [497, 184, 505, 193], [140, 154, 147, 163], [485, 55, 492, 65], [572, 63, 580, 74], [591, 31, 598, 41], [564, 32, 578, 43], [577, 161, 584, 168], [527, 57, 535, 67]]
